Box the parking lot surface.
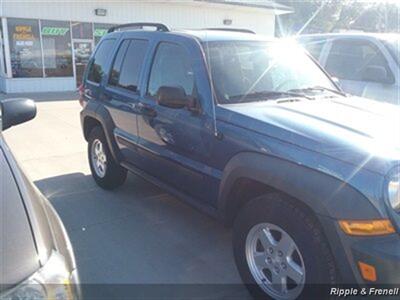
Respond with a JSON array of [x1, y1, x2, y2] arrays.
[[3, 94, 250, 298]]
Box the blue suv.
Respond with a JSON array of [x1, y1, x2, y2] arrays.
[[80, 23, 400, 300]]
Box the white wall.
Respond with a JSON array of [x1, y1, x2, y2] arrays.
[[0, 0, 277, 93], [1, 1, 276, 35], [1, 77, 76, 93]]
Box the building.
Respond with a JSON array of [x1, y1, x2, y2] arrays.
[[0, 0, 291, 93]]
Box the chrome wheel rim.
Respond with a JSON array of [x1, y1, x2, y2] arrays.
[[245, 223, 305, 300], [91, 139, 107, 178]]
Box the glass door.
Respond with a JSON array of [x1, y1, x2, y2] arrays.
[[73, 40, 93, 86]]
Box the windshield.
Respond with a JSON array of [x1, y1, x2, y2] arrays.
[[203, 41, 337, 104]]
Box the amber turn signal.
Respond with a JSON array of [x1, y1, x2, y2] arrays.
[[358, 262, 377, 282], [339, 219, 395, 236]]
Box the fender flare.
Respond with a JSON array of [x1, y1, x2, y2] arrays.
[[81, 102, 122, 163], [217, 152, 381, 223]]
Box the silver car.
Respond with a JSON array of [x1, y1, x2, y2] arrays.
[[0, 98, 80, 299], [298, 33, 400, 105]]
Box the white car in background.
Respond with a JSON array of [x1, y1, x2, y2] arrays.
[[297, 33, 400, 105]]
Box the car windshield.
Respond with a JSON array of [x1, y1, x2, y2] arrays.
[[203, 40, 338, 104]]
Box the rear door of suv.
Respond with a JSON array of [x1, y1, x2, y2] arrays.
[[101, 34, 150, 162]]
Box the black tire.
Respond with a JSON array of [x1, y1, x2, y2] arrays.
[[233, 193, 337, 300], [88, 126, 127, 190]]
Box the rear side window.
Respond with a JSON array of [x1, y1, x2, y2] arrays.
[[109, 39, 149, 92], [109, 40, 130, 86], [87, 39, 115, 84], [147, 43, 194, 98]]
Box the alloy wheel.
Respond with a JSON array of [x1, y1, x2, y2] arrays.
[[91, 139, 107, 178], [245, 222, 306, 300]]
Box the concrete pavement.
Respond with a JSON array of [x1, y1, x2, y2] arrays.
[[3, 96, 250, 298]]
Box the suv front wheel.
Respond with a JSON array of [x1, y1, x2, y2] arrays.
[[233, 193, 337, 300], [88, 126, 127, 190]]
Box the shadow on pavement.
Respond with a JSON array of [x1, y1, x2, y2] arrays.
[[34, 172, 249, 298]]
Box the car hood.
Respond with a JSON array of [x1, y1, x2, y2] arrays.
[[219, 96, 400, 175]]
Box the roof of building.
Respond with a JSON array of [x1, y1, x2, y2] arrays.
[[198, 0, 292, 12]]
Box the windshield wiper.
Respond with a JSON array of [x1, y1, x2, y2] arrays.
[[230, 90, 312, 102], [288, 86, 346, 97]]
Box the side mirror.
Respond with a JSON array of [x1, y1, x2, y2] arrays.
[[0, 98, 36, 131], [157, 86, 188, 109], [362, 65, 393, 84]]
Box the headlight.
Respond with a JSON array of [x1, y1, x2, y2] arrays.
[[2, 251, 76, 300], [388, 172, 400, 213]]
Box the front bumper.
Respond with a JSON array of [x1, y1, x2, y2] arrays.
[[70, 268, 81, 300], [319, 215, 400, 285], [2, 251, 80, 300], [350, 234, 400, 284]]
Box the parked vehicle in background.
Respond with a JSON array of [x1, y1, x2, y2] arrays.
[[0, 98, 80, 299], [80, 23, 400, 300], [297, 33, 400, 105]]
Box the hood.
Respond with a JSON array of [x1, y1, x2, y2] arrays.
[[219, 96, 400, 175]]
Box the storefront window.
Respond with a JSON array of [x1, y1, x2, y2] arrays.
[[71, 22, 93, 39], [41, 20, 73, 77], [7, 18, 43, 77], [94, 23, 115, 45], [0, 19, 7, 76]]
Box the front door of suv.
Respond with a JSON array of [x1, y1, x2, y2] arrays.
[[135, 41, 217, 203]]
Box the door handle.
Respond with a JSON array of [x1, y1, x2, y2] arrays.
[[119, 102, 136, 112], [137, 102, 157, 117], [84, 88, 93, 100]]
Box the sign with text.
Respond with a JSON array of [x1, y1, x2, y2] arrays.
[[42, 26, 69, 36], [13, 25, 34, 41]]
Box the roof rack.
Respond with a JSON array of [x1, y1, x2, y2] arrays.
[[204, 28, 256, 34], [108, 22, 170, 33]]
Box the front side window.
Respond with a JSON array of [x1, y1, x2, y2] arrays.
[[147, 43, 194, 98], [382, 37, 399, 66], [325, 39, 393, 82], [301, 38, 326, 60], [87, 39, 115, 84], [41, 20, 73, 77], [7, 18, 43, 78], [203, 41, 335, 104], [109, 39, 148, 92]]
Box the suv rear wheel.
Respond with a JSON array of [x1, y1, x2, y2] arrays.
[[233, 193, 337, 300], [88, 126, 127, 190]]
